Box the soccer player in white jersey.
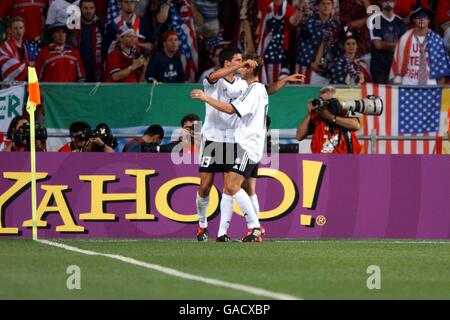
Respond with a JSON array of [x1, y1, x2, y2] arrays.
[[192, 55, 274, 242], [196, 48, 305, 242], [195, 47, 257, 242]]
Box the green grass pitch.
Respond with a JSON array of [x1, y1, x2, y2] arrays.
[[1, 239, 450, 299]]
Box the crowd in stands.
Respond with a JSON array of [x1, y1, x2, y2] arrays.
[[0, 0, 448, 85]]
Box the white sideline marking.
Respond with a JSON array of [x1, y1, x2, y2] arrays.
[[37, 239, 301, 300]]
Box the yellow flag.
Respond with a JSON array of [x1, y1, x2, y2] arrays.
[[27, 67, 40, 109]]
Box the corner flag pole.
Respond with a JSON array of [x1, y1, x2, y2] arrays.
[[26, 67, 41, 241]]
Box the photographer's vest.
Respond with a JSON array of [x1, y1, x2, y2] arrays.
[[310, 113, 361, 154]]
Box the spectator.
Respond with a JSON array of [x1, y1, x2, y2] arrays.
[[256, 0, 303, 83], [368, 0, 407, 84], [46, 0, 80, 27], [106, 28, 148, 82], [0, 0, 49, 41], [146, 31, 184, 82], [236, 0, 259, 54], [192, 0, 218, 41], [105, 0, 153, 57], [297, 0, 339, 20], [390, 6, 450, 85], [296, 0, 341, 84], [295, 86, 361, 154], [35, 24, 86, 82], [122, 124, 164, 152], [156, 0, 202, 82], [171, 113, 201, 154], [70, 0, 103, 82], [394, 0, 431, 26], [330, 26, 371, 85], [197, 45, 223, 83], [339, 0, 372, 56], [58, 121, 91, 152], [0, 17, 36, 81]]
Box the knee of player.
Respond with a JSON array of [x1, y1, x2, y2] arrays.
[[223, 184, 240, 196], [198, 183, 212, 197], [241, 183, 255, 196]]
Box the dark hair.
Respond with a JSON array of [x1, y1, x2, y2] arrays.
[[315, 0, 333, 6], [79, 0, 96, 7], [69, 121, 91, 135], [6, 116, 28, 140], [144, 124, 164, 139], [8, 16, 25, 28], [218, 47, 242, 68], [180, 114, 200, 127], [242, 54, 264, 77]]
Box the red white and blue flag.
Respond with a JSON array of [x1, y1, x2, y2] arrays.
[[105, 0, 120, 28], [361, 84, 442, 154], [169, 0, 198, 82], [390, 29, 450, 82], [257, 0, 289, 84]]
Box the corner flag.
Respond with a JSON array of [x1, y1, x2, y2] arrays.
[[26, 67, 40, 240]]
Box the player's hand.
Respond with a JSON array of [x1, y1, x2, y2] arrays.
[[190, 89, 206, 102], [242, 59, 258, 69], [285, 73, 305, 83]]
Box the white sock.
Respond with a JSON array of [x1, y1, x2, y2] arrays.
[[249, 194, 259, 217], [196, 193, 209, 228], [218, 193, 234, 237], [234, 189, 260, 228]]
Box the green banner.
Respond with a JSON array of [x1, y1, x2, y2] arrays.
[[42, 83, 320, 130], [0, 84, 25, 132]]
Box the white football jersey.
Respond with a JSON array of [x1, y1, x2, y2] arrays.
[[202, 76, 248, 143], [230, 82, 268, 163]]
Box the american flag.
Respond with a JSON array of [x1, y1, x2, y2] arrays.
[[257, 1, 288, 84], [390, 29, 450, 83], [426, 31, 450, 80], [169, 1, 198, 82], [105, 0, 120, 28], [361, 84, 442, 154], [296, 14, 340, 83]]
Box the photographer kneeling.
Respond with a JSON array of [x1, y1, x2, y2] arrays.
[[296, 86, 361, 154]]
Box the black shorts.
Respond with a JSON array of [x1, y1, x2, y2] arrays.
[[224, 143, 259, 179], [199, 140, 235, 173]]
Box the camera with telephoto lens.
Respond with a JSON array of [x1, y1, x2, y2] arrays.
[[11, 123, 47, 146], [311, 95, 383, 117]]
